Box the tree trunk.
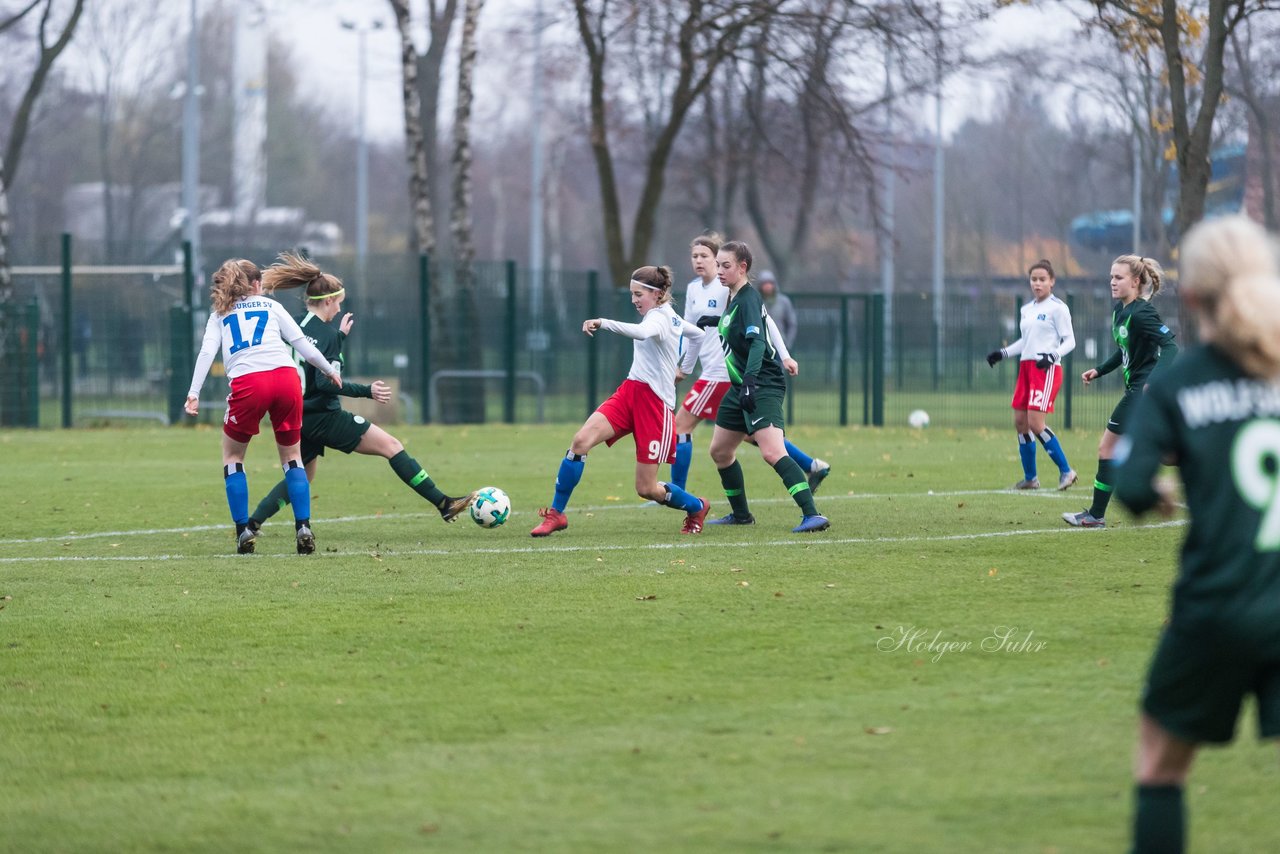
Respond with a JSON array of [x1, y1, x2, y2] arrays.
[[390, 0, 435, 254], [1162, 0, 1228, 237], [445, 0, 485, 423], [417, 0, 459, 253]]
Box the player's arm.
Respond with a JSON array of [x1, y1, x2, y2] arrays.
[[740, 293, 768, 379], [1052, 303, 1076, 361], [1094, 348, 1122, 377], [675, 315, 706, 342], [185, 313, 222, 412], [676, 287, 704, 375], [1141, 307, 1178, 381], [1114, 382, 1178, 517], [597, 311, 664, 340], [764, 313, 791, 362]]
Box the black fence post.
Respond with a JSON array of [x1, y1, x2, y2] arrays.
[[861, 295, 871, 426], [60, 233, 72, 428], [168, 305, 190, 425], [587, 270, 599, 420], [419, 253, 431, 424], [24, 299, 40, 427], [838, 295, 849, 427], [169, 240, 196, 426], [871, 293, 885, 427], [504, 260, 517, 424]]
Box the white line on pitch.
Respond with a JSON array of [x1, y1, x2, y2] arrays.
[[0, 488, 1081, 546], [0, 519, 1187, 564]]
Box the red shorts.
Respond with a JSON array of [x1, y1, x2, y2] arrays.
[[1011, 360, 1062, 413], [681, 378, 731, 421], [596, 379, 676, 464], [224, 366, 304, 445]]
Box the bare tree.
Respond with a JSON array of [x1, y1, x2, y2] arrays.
[[448, 0, 485, 421], [572, 0, 776, 285], [78, 0, 170, 257], [390, 0, 436, 253], [418, 0, 460, 252], [1227, 18, 1279, 229], [1, 0, 85, 307], [1086, 0, 1279, 236]]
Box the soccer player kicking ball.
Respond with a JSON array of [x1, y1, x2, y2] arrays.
[[531, 266, 711, 537]]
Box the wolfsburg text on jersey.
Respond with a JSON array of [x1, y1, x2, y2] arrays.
[[1177, 378, 1280, 429]]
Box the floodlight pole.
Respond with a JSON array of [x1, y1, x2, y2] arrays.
[[1132, 131, 1142, 252], [342, 18, 384, 290], [181, 0, 202, 281], [931, 14, 945, 385], [528, 0, 547, 350], [880, 35, 895, 374]]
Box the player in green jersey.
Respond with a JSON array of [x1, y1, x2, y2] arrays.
[[247, 254, 476, 534], [1114, 215, 1280, 854], [1063, 254, 1178, 528], [705, 241, 828, 533]]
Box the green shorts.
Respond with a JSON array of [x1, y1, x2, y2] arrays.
[[1105, 388, 1142, 435], [301, 409, 372, 463], [1142, 618, 1280, 744], [715, 382, 785, 436]]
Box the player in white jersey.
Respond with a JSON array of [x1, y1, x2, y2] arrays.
[[531, 265, 712, 537], [671, 233, 830, 494], [185, 258, 342, 555], [984, 259, 1078, 490]]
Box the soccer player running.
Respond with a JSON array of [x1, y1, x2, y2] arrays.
[[706, 241, 829, 532], [530, 265, 711, 537], [1113, 215, 1280, 854], [985, 259, 1078, 490], [1063, 254, 1177, 528], [185, 259, 343, 555], [673, 233, 830, 495], [245, 254, 476, 535]]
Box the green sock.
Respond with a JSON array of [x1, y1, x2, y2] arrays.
[[1089, 458, 1115, 519], [773, 457, 818, 516], [1131, 784, 1184, 854], [717, 460, 752, 519], [390, 450, 448, 508], [250, 478, 291, 525]]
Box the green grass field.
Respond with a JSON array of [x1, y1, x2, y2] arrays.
[[2, 424, 1275, 853]]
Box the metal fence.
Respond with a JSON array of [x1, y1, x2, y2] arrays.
[[0, 237, 1186, 432]]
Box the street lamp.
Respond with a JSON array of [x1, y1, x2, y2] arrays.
[[340, 17, 384, 290]]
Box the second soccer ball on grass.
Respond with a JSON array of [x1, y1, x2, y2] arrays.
[[908, 409, 931, 429]]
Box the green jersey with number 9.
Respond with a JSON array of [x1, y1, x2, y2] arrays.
[[1116, 344, 1280, 628]]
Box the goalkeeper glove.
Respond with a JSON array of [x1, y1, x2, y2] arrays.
[[695, 314, 720, 329], [1035, 352, 1057, 370], [986, 349, 1004, 367]]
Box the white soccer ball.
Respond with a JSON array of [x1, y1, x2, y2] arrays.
[[908, 409, 930, 429], [470, 486, 511, 528]]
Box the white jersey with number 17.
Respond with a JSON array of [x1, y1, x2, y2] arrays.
[[187, 295, 330, 399]]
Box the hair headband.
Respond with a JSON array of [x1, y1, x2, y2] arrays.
[[309, 288, 345, 300], [630, 278, 662, 291]]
